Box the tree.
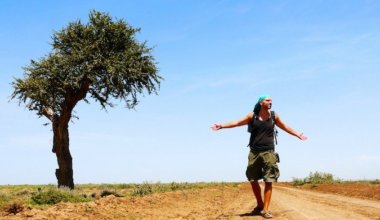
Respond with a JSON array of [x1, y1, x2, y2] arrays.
[[11, 10, 162, 189]]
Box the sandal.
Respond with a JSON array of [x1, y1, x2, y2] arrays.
[[250, 206, 263, 215], [261, 211, 273, 219]]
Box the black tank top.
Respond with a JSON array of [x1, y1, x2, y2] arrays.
[[248, 115, 275, 151]]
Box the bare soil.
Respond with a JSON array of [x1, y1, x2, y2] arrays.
[[290, 182, 380, 201], [1, 182, 379, 219]]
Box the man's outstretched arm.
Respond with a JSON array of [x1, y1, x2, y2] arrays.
[[274, 112, 308, 140], [211, 112, 253, 131]]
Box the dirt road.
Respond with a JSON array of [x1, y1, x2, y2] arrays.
[[270, 186, 380, 220], [2, 183, 380, 219]]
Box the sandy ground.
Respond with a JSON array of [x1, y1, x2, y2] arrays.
[[1, 183, 380, 220]]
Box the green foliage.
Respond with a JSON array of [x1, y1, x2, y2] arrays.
[[129, 182, 236, 197], [170, 182, 182, 191], [10, 10, 162, 190], [0, 182, 240, 209], [130, 182, 153, 197], [0, 193, 10, 206], [292, 178, 305, 186], [31, 187, 90, 205], [292, 171, 341, 186], [11, 9, 162, 118]]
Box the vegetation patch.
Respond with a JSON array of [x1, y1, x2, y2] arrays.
[[0, 193, 10, 206], [292, 171, 340, 186], [290, 172, 380, 201], [0, 181, 239, 213], [130, 183, 153, 197], [31, 187, 90, 205]]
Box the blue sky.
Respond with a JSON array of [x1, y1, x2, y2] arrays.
[[1, 0, 379, 185]]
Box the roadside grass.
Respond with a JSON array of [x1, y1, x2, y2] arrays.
[[0, 182, 239, 215], [347, 179, 380, 184], [292, 171, 379, 186], [291, 172, 380, 201], [292, 171, 340, 186]]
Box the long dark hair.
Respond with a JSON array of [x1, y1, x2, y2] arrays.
[[253, 102, 261, 115]]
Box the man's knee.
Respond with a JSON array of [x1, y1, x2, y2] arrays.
[[264, 182, 272, 188]]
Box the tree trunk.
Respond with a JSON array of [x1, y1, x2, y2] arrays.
[[52, 120, 74, 189]]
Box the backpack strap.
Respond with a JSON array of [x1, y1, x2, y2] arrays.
[[247, 110, 278, 147], [271, 111, 278, 145], [271, 111, 276, 126]]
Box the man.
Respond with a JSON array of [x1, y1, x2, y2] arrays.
[[211, 95, 307, 218]]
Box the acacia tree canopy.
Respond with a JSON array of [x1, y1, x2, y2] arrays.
[[11, 10, 162, 189], [12, 10, 161, 121]]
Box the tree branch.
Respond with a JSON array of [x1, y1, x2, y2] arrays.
[[42, 107, 54, 121]]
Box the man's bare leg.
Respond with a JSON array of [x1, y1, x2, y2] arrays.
[[263, 182, 272, 212], [250, 181, 264, 209]]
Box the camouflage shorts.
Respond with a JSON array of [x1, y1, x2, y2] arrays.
[[246, 150, 280, 182]]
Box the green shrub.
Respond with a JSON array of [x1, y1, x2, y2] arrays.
[[292, 171, 340, 186], [170, 182, 181, 191], [306, 171, 336, 184], [292, 178, 305, 186], [31, 187, 90, 205], [130, 183, 153, 197]]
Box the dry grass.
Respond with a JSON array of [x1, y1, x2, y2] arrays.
[[1, 181, 379, 219], [0, 182, 238, 210]]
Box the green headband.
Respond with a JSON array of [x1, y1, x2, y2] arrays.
[[258, 95, 271, 103]]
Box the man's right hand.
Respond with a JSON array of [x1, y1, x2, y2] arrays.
[[211, 124, 222, 131]]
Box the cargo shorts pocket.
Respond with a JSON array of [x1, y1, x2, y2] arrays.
[[262, 151, 280, 182], [263, 163, 280, 182]]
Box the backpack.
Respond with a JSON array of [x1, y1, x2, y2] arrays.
[[247, 110, 278, 145]]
